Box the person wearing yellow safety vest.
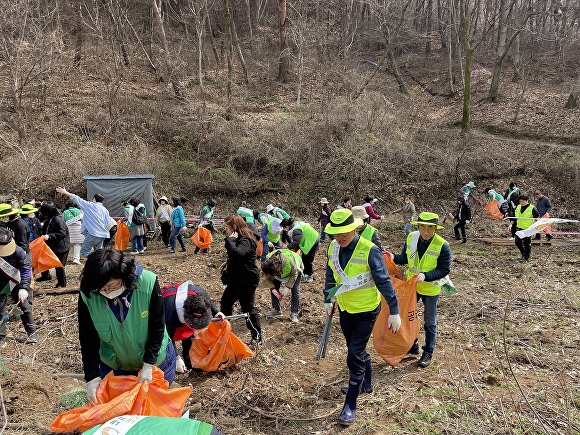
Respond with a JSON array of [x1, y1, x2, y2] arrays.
[[260, 218, 283, 263], [387, 212, 452, 369], [514, 194, 539, 262], [78, 249, 176, 405], [281, 218, 320, 283], [351, 206, 384, 250], [324, 209, 400, 426], [261, 248, 304, 323]]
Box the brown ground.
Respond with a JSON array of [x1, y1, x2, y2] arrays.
[[0, 218, 578, 435]]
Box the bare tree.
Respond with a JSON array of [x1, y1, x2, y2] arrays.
[[565, 71, 580, 108], [278, 0, 290, 82]]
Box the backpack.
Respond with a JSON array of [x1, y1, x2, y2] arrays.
[[131, 207, 146, 225]]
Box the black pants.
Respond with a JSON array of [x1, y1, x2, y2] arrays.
[[515, 234, 531, 260], [302, 242, 319, 276], [220, 282, 262, 340], [103, 226, 117, 249], [40, 250, 69, 286], [160, 221, 171, 246], [454, 220, 467, 241], [339, 304, 380, 377], [0, 287, 36, 339]]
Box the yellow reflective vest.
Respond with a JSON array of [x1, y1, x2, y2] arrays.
[[515, 204, 535, 230], [404, 232, 447, 296]]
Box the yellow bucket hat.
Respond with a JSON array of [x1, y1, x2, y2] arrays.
[[325, 209, 364, 235], [18, 204, 39, 215], [0, 204, 18, 218], [410, 212, 444, 229]]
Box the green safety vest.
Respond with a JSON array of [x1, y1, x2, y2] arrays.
[[266, 249, 303, 280], [327, 237, 380, 314], [360, 224, 378, 242], [290, 222, 318, 254], [63, 207, 82, 221], [273, 208, 290, 220], [257, 213, 272, 225], [236, 207, 255, 224], [515, 204, 535, 230], [405, 232, 447, 296], [80, 270, 170, 371], [266, 220, 281, 243], [83, 416, 217, 435]]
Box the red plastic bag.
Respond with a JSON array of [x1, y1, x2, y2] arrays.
[[29, 237, 62, 273], [373, 255, 419, 367], [189, 320, 253, 372], [484, 200, 504, 220], [190, 226, 212, 249], [115, 221, 130, 251], [49, 366, 192, 433]]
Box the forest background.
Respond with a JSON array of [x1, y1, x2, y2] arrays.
[[0, 1, 579, 434]]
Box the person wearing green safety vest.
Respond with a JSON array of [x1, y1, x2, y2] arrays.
[[236, 201, 257, 233], [324, 209, 401, 426], [49, 415, 223, 435], [265, 203, 290, 220], [514, 194, 539, 262], [387, 212, 452, 369], [351, 206, 384, 250], [281, 218, 320, 283], [261, 248, 304, 323], [78, 249, 176, 405], [260, 218, 283, 262], [195, 199, 217, 254]]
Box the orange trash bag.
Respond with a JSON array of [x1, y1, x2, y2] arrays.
[[373, 255, 419, 367], [189, 319, 253, 372], [484, 200, 504, 220], [50, 366, 192, 433], [190, 226, 212, 249], [29, 237, 62, 274], [115, 221, 130, 251]]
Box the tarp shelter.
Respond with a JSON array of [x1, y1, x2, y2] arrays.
[[83, 175, 156, 228]]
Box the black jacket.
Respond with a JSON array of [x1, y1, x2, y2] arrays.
[[7, 217, 30, 253], [454, 203, 472, 222], [42, 216, 70, 254], [224, 235, 259, 286]]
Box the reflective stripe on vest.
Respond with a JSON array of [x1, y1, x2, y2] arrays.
[[290, 222, 318, 254], [327, 237, 380, 313], [515, 204, 535, 229], [80, 269, 170, 371], [405, 232, 447, 296]]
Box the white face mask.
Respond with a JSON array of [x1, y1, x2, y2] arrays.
[[100, 285, 125, 299]]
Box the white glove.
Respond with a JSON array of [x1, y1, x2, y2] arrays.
[[466, 220, 470, 224], [18, 289, 29, 303], [86, 377, 102, 404], [417, 273, 426, 282], [324, 302, 335, 316], [280, 285, 290, 297], [268, 241, 274, 248], [214, 312, 226, 321], [44, 234, 49, 240], [387, 314, 402, 333], [271, 287, 282, 301], [175, 356, 188, 374], [229, 231, 238, 238], [138, 362, 153, 383], [380, 215, 385, 220]]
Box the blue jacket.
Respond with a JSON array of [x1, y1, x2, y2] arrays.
[[171, 206, 186, 228]]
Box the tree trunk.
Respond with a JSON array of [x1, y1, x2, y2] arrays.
[[460, 0, 473, 132], [73, 0, 83, 69], [447, 1, 456, 96], [150, 0, 183, 99], [277, 0, 290, 83], [224, 0, 234, 110], [565, 71, 580, 109]]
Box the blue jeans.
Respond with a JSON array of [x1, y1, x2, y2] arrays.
[[170, 226, 186, 251], [339, 304, 380, 377], [99, 341, 177, 385], [404, 223, 412, 235], [81, 234, 105, 257], [131, 235, 144, 252], [260, 240, 282, 262], [417, 293, 439, 354]]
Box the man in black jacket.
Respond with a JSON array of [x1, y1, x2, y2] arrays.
[[0, 228, 37, 346], [453, 196, 472, 244], [3, 206, 30, 254]]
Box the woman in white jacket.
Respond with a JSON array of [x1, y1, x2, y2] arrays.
[[63, 200, 85, 265]]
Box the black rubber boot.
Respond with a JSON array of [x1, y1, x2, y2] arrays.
[[339, 375, 362, 426], [341, 358, 373, 394]]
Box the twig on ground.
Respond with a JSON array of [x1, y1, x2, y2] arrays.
[[236, 397, 341, 421]]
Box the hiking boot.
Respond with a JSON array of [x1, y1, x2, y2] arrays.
[[36, 275, 52, 282], [407, 339, 420, 355], [303, 275, 314, 283], [546, 234, 553, 241], [290, 313, 299, 323], [461, 239, 467, 244], [25, 332, 38, 344], [418, 352, 432, 368], [265, 310, 281, 318], [248, 337, 263, 347], [180, 248, 187, 252]]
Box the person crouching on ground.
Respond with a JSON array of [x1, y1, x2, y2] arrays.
[[262, 248, 304, 323], [386, 212, 452, 368], [281, 217, 320, 283], [78, 249, 176, 404], [323, 209, 400, 426], [161, 281, 224, 372]]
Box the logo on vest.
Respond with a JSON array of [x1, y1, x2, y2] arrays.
[[141, 310, 149, 318]]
